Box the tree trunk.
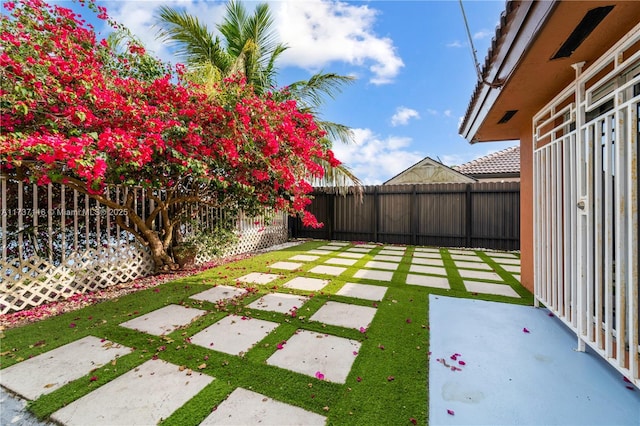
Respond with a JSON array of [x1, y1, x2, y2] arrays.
[[145, 229, 180, 272]]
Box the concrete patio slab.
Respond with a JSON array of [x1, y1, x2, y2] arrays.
[[119, 305, 206, 336], [406, 274, 450, 289], [336, 283, 388, 301], [491, 256, 520, 265], [266, 330, 361, 383], [354, 243, 377, 248], [307, 250, 334, 256], [289, 254, 319, 262], [325, 257, 357, 266], [364, 260, 399, 271], [450, 254, 484, 262], [0, 336, 131, 400], [200, 387, 326, 425], [247, 293, 308, 314], [283, 277, 329, 291], [454, 260, 493, 270], [412, 251, 443, 259], [485, 252, 519, 259], [337, 252, 366, 259], [372, 254, 403, 262], [409, 264, 447, 276], [309, 301, 377, 329], [269, 261, 303, 271], [236, 272, 281, 285], [447, 249, 477, 256], [316, 245, 341, 251], [190, 285, 247, 304], [429, 295, 640, 425], [513, 273, 521, 282], [498, 264, 520, 273], [463, 280, 520, 298], [457, 269, 503, 282], [411, 257, 444, 267], [353, 269, 394, 282], [328, 241, 350, 246], [308, 265, 346, 276], [190, 315, 279, 355], [347, 247, 371, 253], [51, 359, 213, 426]]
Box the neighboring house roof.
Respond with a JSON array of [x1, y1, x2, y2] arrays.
[[453, 146, 519, 178], [384, 157, 475, 185]]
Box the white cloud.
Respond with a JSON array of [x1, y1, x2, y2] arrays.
[[443, 109, 452, 118], [446, 40, 463, 48], [426, 108, 438, 116], [473, 29, 492, 40], [330, 128, 423, 184], [274, 1, 404, 85], [391, 106, 420, 127]]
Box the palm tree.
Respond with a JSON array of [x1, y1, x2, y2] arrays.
[[155, 1, 361, 189]]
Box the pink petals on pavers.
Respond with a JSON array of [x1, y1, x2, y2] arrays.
[[315, 371, 325, 380], [523, 327, 530, 333], [447, 409, 455, 416], [437, 352, 467, 372]]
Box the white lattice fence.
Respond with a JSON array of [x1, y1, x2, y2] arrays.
[[1, 178, 288, 314]]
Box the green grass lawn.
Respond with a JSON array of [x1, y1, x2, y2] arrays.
[[0, 240, 532, 425]]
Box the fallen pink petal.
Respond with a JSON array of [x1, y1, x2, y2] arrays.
[[359, 327, 367, 333], [315, 371, 325, 380], [387, 376, 395, 381], [447, 409, 455, 416], [356, 376, 362, 382], [89, 375, 98, 382], [523, 327, 530, 333], [459, 360, 466, 366]]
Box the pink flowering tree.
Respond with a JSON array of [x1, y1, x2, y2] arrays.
[[0, 0, 339, 271]]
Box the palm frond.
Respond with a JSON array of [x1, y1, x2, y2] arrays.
[[288, 73, 355, 111], [313, 160, 363, 199], [316, 120, 355, 146]]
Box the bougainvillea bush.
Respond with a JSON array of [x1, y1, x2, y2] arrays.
[[0, 0, 339, 270]]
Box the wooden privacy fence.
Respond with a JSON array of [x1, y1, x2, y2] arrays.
[[290, 182, 520, 250], [0, 177, 287, 314]]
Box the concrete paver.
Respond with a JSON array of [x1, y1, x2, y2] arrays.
[[363, 261, 399, 271], [457, 269, 503, 282], [190, 285, 247, 304], [336, 283, 388, 301], [289, 254, 319, 262], [316, 245, 340, 251], [190, 315, 279, 355], [406, 274, 450, 289], [414, 247, 440, 253], [371, 254, 403, 262], [454, 260, 493, 270], [412, 251, 442, 259], [283, 277, 329, 291], [308, 265, 346, 276], [411, 257, 444, 267], [491, 256, 521, 265], [409, 264, 447, 276], [353, 269, 394, 282], [309, 301, 377, 329], [200, 387, 326, 425], [269, 261, 303, 271], [499, 264, 521, 273], [463, 280, 520, 298], [50, 359, 212, 426], [307, 250, 334, 256], [236, 272, 281, 285], [328, 242, 350, 246], [267, 330, 361, 383], [337, 252, 365, 259], [378, 250, 404, 256], [325, 257, 357, 266], [120, 304, 206, 336], [247, 293, 309, 314], [346, 247, 371, 253], [0, 336, 131, 400]]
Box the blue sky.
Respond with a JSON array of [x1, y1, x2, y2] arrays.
[[83, 0, 516, 184]]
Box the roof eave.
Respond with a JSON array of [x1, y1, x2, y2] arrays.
[[459, 0, 558, 143]]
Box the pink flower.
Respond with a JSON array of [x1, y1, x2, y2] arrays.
[[447, 409, 455, 416], [523, 327, 530, 333], [277, 341, 286, 350], [353, 351, 358, 356], [315, 371, 325, 380], [359, 327, 367, 333]]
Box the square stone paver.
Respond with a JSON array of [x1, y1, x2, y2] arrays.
[[364, 261, 399, 271], [328, 241, 350, 246], [353, 269, 394, 282], [458, 269, 503, 281], [247, 293, 309, 314], [414, 247, 440, 253], [372, 254, 403, 262], [283, 277, 329, 291], [347, 247, 371, 253], [338, 252, 366, 259], [411, 257, 444, 267], [51, 359, 212, 426], [464, 280, 520, 298], [316, 245, 341, 251], [513, 273, 521, 282], [412, 251, 442, 259], [409, 264, 447, 276], [354, 243, 377, 248], [120, 305, 206, 336], [200, 388, 326, 425], [0, 336, 131, 400], [191, 315, 279, 355], [491, 256, 521, 265], [325, 257, 357, 266], [499, 264, 521, 273], [450, 254, 484, 262], [269, 261, 303, 271], [454, 260, 493, 270], [336, 283, 388, 301], [382, 246, 405, 252], [191, 285, 247, 304], [237, 272, 281, 285], [307, 250, 334, 256], [406, 274, 450, 289], [378, 249, 404, 256], [289, 254, 319, 262], [309, 301, 377, 329], [267, 330, 361, 383], [309, 265, 346, 276], [487, 252, 519, 259]]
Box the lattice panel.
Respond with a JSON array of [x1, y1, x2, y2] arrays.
[[0, 243, 154, 314]]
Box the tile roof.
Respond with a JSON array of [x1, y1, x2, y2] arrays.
[[453, 146, 520, 176]]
